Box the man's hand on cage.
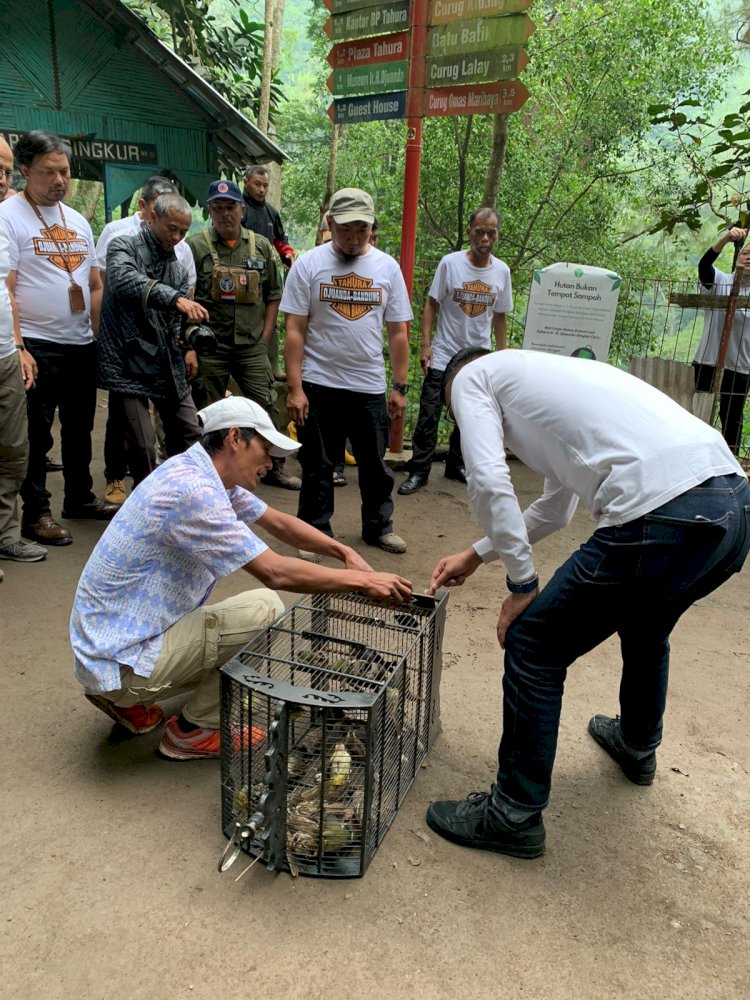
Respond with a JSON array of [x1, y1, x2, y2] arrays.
[[428, 546, 482, 593], [360, 572, 413, 604]]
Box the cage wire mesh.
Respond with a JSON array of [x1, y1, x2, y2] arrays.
[[219, 590, 449, 879]]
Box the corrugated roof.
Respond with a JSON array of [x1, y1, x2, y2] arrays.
[[80, 0, 287, 166]]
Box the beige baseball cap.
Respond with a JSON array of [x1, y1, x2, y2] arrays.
[[197, 397, 299, 458], [328, 188, 375, 225]]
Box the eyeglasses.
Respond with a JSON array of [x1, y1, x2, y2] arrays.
[[0, 168, 13, 178]]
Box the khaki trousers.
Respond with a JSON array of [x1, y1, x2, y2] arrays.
[[106, 589, 284, 728], [0, 353, 28, 546]]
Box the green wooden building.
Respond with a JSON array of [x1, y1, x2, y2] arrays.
[[0, 0, 286, 217]]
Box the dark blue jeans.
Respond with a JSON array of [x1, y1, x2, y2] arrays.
[[296, 381, 394, 542], [493, 473, 750, 816]]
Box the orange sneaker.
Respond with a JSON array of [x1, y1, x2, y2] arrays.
[[85, 694, 164, 734], [158, 716, 266, 760], [158, 716, 221, 760]]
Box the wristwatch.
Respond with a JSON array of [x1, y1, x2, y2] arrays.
[[506, 574, 539, 594], [15, 343, 25, 351], [392, 382, 410, 395]]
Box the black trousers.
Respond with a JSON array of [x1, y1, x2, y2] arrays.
[[20, 338, 97, 519], [103, 392, 129, 481], [296, 382, 394, 541], [693, 363, 750, 455], [408, 367, 463, 476], [112, 392, 201, 486]]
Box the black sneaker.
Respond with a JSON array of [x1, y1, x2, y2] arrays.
[[426, 791, 545, 859], [588, 715, 656, 786]]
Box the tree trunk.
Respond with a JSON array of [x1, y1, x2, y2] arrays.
[[270, 0, 286, 70], [319, 123, 342, 233], [261, 0, 287, 208], [80, 181, 103, 222], [482, 114, 509, 210], [257, 0, 275, 135]]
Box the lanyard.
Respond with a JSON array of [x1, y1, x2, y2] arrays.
[[23, 191, 80, 286]]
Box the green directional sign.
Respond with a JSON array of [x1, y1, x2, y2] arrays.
[[426, 46, 527, 86], [331, 60, 409, 96], [330, 1, 410, 42], [428, 14, 535, 55], [429, 0, 532, 26]]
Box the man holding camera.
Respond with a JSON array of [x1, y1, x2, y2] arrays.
[[188, 179, 300, 489], [96, 192, 207, 486]]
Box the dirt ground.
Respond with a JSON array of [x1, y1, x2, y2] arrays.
[[2, 399, 749, 1000]]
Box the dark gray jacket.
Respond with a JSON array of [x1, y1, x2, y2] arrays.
[[97, 227, 190, 401]]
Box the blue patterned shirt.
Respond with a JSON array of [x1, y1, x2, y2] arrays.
[[71, 443, 268, 693]]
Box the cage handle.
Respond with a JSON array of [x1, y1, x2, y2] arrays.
[[218, 814, 263, 873]]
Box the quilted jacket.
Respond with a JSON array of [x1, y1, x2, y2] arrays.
[[97, 226, 190, 402]]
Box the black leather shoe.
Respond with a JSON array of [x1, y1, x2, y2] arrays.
[[45, 456, 63, 472], [61, 498, 120, 520], [426, 791, 545, 859], [444, 465, 467, 483], [398, 472, 428, 495], [588, 715, 656, 786]]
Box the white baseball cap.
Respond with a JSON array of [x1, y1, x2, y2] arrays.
[[197, 397, 300, 458]]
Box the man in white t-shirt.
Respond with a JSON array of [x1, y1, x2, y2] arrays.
[[0, 130, 119, 547], [425, 348, 749, 859], [282, 188, 412, 555], [96, 175, 196, 505], [693, 225, 750, 455], [399, 207, 512, 495]]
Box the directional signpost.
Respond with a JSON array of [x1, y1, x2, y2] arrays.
[[327, 30, 410, 69], [428, 0, 531, 26], [425, 46, 528, 86], [329, 60, 409, 97], [427, 13, 535, 54], [325, 1, 411, 42], [420, 80, 529, 117], [323, 0, 535, 450], [327, 91, 408, 125]]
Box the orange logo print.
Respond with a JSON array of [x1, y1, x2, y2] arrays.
[[320, 272, 383, 321], [452, 279, 496, 318], [33, 224, 89, 273]]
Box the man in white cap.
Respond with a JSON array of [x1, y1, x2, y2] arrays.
[[70, 396, 413, 761], [282, 187, 412, 557]]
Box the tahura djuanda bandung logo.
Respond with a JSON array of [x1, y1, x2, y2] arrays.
[[320, 272, 383, 321], [33, 224, 89, 272], [452, 279, 496, 318]]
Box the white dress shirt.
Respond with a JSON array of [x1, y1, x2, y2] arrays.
[[452, 350, 745, 583]]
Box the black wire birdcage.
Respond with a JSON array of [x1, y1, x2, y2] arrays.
[[218, 590, 449, 879]]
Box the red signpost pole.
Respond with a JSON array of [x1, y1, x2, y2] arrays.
[[391, 0, 428, 453]]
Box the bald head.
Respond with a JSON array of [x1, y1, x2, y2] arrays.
[[0, 137, 13, 200]]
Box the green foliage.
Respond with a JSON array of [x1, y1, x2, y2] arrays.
[[124, 0, 285, 124], [647, 90, 750, 235]]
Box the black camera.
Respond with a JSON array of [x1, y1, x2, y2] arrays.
[[184, 323, 218, 356]]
